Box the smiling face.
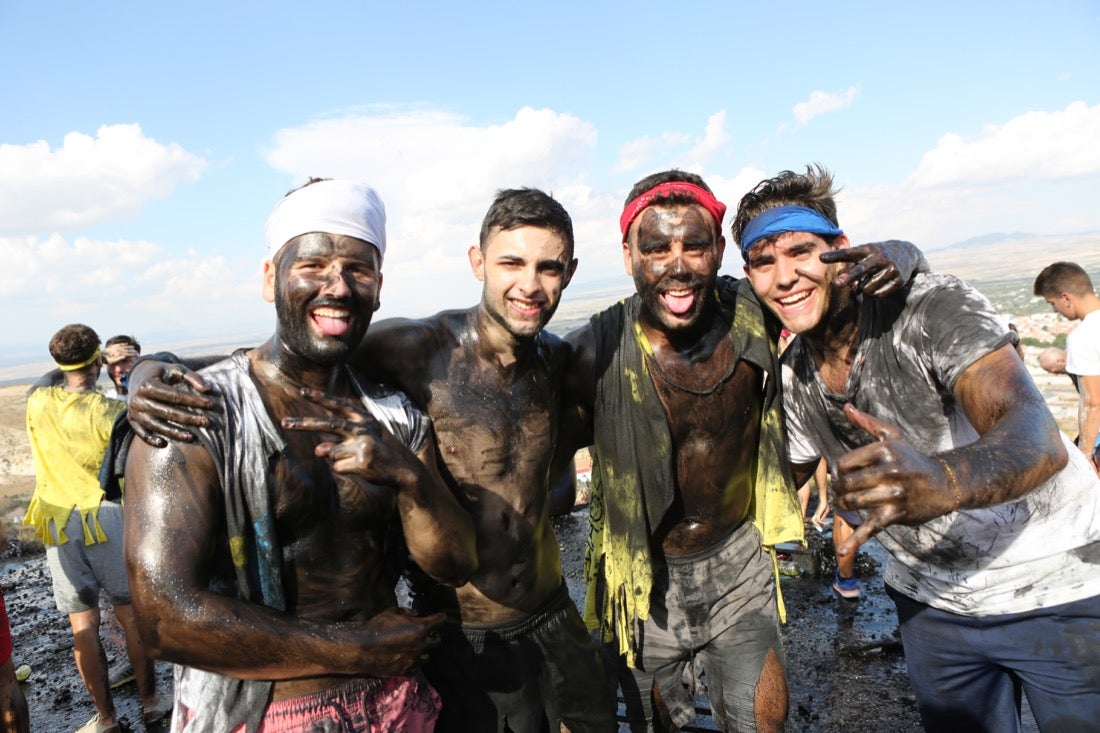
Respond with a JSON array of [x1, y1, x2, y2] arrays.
[[623, 203, 725, 333], [263, 232, 382, 365], [743, 230, 850, 335], [469, 225, 577, 341]]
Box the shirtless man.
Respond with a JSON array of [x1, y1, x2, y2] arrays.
[[126, 188, 617, 732], [123, 179, 477, 732], [561, 170, 921, 732]]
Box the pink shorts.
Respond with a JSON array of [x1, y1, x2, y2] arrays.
[[256, 673, 439, 733]]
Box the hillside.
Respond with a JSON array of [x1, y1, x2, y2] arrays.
[[926, 232, 1100, 316]]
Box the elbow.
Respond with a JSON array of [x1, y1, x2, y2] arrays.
[[428, 550, 479, 588], [430, 523, 480, 587], [1042, 427, 1069, 475]]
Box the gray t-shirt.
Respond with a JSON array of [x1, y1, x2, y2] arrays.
[[784, 273, 1100, 615]]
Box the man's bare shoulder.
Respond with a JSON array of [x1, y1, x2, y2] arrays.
[[365, 309, 471, 354]]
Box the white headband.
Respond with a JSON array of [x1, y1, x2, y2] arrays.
[[264, 180, 387, 262]]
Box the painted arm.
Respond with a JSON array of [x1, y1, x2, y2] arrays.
[[124, 437, 446, 679], [1077, 374, 1100, 471], [282, 389, 477, 586], [831, 344, 1067, 556]]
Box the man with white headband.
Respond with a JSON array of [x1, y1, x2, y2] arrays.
[[124, 187, 617, 732], [123, 179, 477, 733], [737, 165, 1100, 731], [560, 169, 924, 732]]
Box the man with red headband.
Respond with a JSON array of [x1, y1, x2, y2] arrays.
[[561, 170, 921, 732]]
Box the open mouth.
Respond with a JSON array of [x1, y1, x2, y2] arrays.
[[660, 288, 697, 315], [509, 297, 543, 318], [775, 290, 813, 310], [310, 306, 351, 337]]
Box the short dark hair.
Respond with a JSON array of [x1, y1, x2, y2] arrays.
[[624, 169, 713, 208], [104, 334, 141, 354], [1033, 262, 1095, 298], [49, 324, 100, 367], [479, 188, 574, 254], [731, 164, 840, 248]]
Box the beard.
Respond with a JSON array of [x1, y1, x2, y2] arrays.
[[274, 296, 364, 366]]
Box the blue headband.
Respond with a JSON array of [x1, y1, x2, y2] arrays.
[[740, 205, 843, 259]]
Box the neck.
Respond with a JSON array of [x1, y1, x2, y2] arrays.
[[804, 287, 862, 369], [63, 370, 98, 393], [252, 337, 348, 393], [468, 307, 538, 372], [1080, 294, 1100, 319]]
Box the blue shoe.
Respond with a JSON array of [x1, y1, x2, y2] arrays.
[[832, 569, 860, 600]]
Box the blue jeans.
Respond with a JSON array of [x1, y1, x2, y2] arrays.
[[888, 585, 1100, 733]]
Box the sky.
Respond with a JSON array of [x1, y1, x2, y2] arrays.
[[3, 1, 1099, 367]]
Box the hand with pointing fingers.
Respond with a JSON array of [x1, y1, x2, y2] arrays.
[[822, 239, 924, 297], [282, 388, 419, 489], [832, 403, 962, 559]]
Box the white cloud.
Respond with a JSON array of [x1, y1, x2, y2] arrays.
[[613, 132, 691, 173], [614, 111, 731, 174], [685, 111, 731, 169], [792, 86, 860, 126], [910, 101, 1100, 187], [263, 106, 611, 317], [0, 233, 268, 351], [0, 124, 207, 235]]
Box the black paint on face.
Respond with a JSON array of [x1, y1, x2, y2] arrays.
[[627, 205, 723, 334], [273, 233, 382, 366]]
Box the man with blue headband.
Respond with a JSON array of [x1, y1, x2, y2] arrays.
[[737, 165, 1100, 732]]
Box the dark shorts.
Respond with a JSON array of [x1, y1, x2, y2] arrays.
[[424, 582, 616, 733], [889, 585, 1100, 733], [623, 521, 783, 732]]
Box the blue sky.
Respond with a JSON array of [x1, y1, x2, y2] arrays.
[[3, 1, 1099, 368]]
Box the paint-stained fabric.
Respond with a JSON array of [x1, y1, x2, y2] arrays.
[[173, 351, 431, 733], [783, 273, 1100, 616], [583, 276, 803, 666], [24, 386, 124, 546]]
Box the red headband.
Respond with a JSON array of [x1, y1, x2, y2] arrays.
[[619, 181, 727, 240]]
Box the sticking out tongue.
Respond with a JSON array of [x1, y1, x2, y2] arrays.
[[662, 291, 695, 315], [313, 314, 349, 337]]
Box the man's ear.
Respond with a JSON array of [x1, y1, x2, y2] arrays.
[[564, 258, 579, 289], [622, 238, 634, 276], [468, 244, 486, 282], [715, 233, 727, 269], [833, 233, 852, 251], [262, 260, 276, 303]]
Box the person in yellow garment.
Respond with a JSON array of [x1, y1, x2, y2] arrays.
[[24, 324, 169, 733]]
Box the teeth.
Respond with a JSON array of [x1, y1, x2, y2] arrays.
[[666, 289, 692, 296], [778, 292, 811, 306], [313, 307, 349, 318]]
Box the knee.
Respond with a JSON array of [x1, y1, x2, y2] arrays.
[[753, 648, 788, 733]]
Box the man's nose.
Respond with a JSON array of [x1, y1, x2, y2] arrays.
[[320, 266, 352, 295]]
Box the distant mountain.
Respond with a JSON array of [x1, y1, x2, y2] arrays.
[[926, 232, 1100, 283]]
